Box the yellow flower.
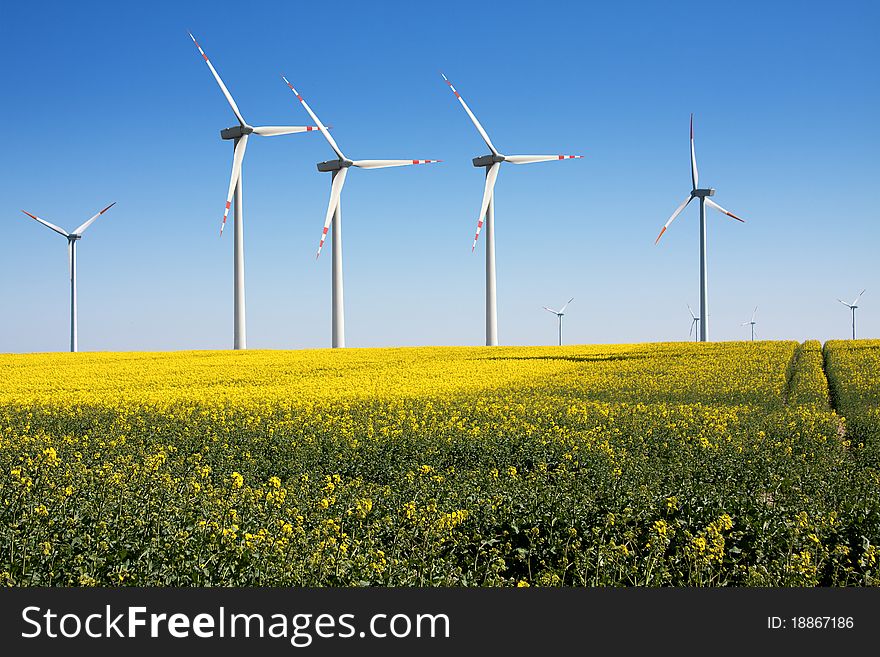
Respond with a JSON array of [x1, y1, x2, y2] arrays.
[[230, 471, 244, 489], [42, 447, 59, 466]]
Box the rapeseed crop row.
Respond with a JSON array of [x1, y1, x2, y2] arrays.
[[824, 340, 880, 466]]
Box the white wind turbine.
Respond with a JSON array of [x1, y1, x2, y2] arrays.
[[655, 114, 746, 343], [441, 73, 583, 346], [543, 298, 574, 346], [282, 77, 440, 349], [687, 304, 700, 341], [19, 203, 116, 352], [741, 306, 758, 341], [838, 290, 866, 339], [189, 33, 319, 350]]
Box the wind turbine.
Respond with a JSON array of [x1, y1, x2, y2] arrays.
[[687, 304, 700, 341], [19, 203, 116, 352], [441, 74, 582, 347], [543, 298, 574, 346], [282, 77, 440, 349], [838, 290, 866, 339], [189, 33, 319, 350], [741, 306, 758, 341], [655, 114, 746, 342]]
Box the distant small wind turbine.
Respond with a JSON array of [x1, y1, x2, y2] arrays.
[[543, 298, 574, 346], [838, 290, 866, 339], [19, 203, 117, 352], [741, 306, 758, 341], [687, 304, 700, 341]]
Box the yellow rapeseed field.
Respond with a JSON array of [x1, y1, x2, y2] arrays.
[[1, 340, 878, 586]]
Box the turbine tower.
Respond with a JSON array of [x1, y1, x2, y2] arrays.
[[655, 115, 746, 342], [19, 203, 116, 352], [687, 304, 700, 341], [189, 34, 319, 350], [441, 74, 582, 346], [838, 290, 866, 339], [543, 298, 574, 346], [282, 77, 440, 349], [741, 306, 758, 341]]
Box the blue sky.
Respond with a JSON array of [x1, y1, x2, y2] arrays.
[[1, 0, 877, 352]]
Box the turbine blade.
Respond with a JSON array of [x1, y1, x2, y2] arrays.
[[687, 303, 697, 320], [20, 210, 69, 237], [220, 133, 249, 236], [654, 195, 693, 244], [504, 155, 583, 164], [281, 77, 346, 160], [689, 318, 696, 337], [853, 289, 866, 305], [690, 113, 699, 190], [351, 159, 442, 170], [441, 73, 499, 156], [472, 162, 501, 251], [705, 198, 745, 222], [251, 125, 322, 137], [189, 33, 246, 126], [542, 306, 558, 314], [752, 306, 758, 322], [837, 298, 853, 308], [559, 297, 574, 313], [72, 202, 116, 236], [316, 167, 348, 259]]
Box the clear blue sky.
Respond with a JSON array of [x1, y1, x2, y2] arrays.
[[1, 0, 877, 352]]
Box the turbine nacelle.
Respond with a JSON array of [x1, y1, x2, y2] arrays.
[[317, 159, 354, 172], [472, 154, 505, 168], [220, 125, 254, 140], [691, 188, 715, 198]]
